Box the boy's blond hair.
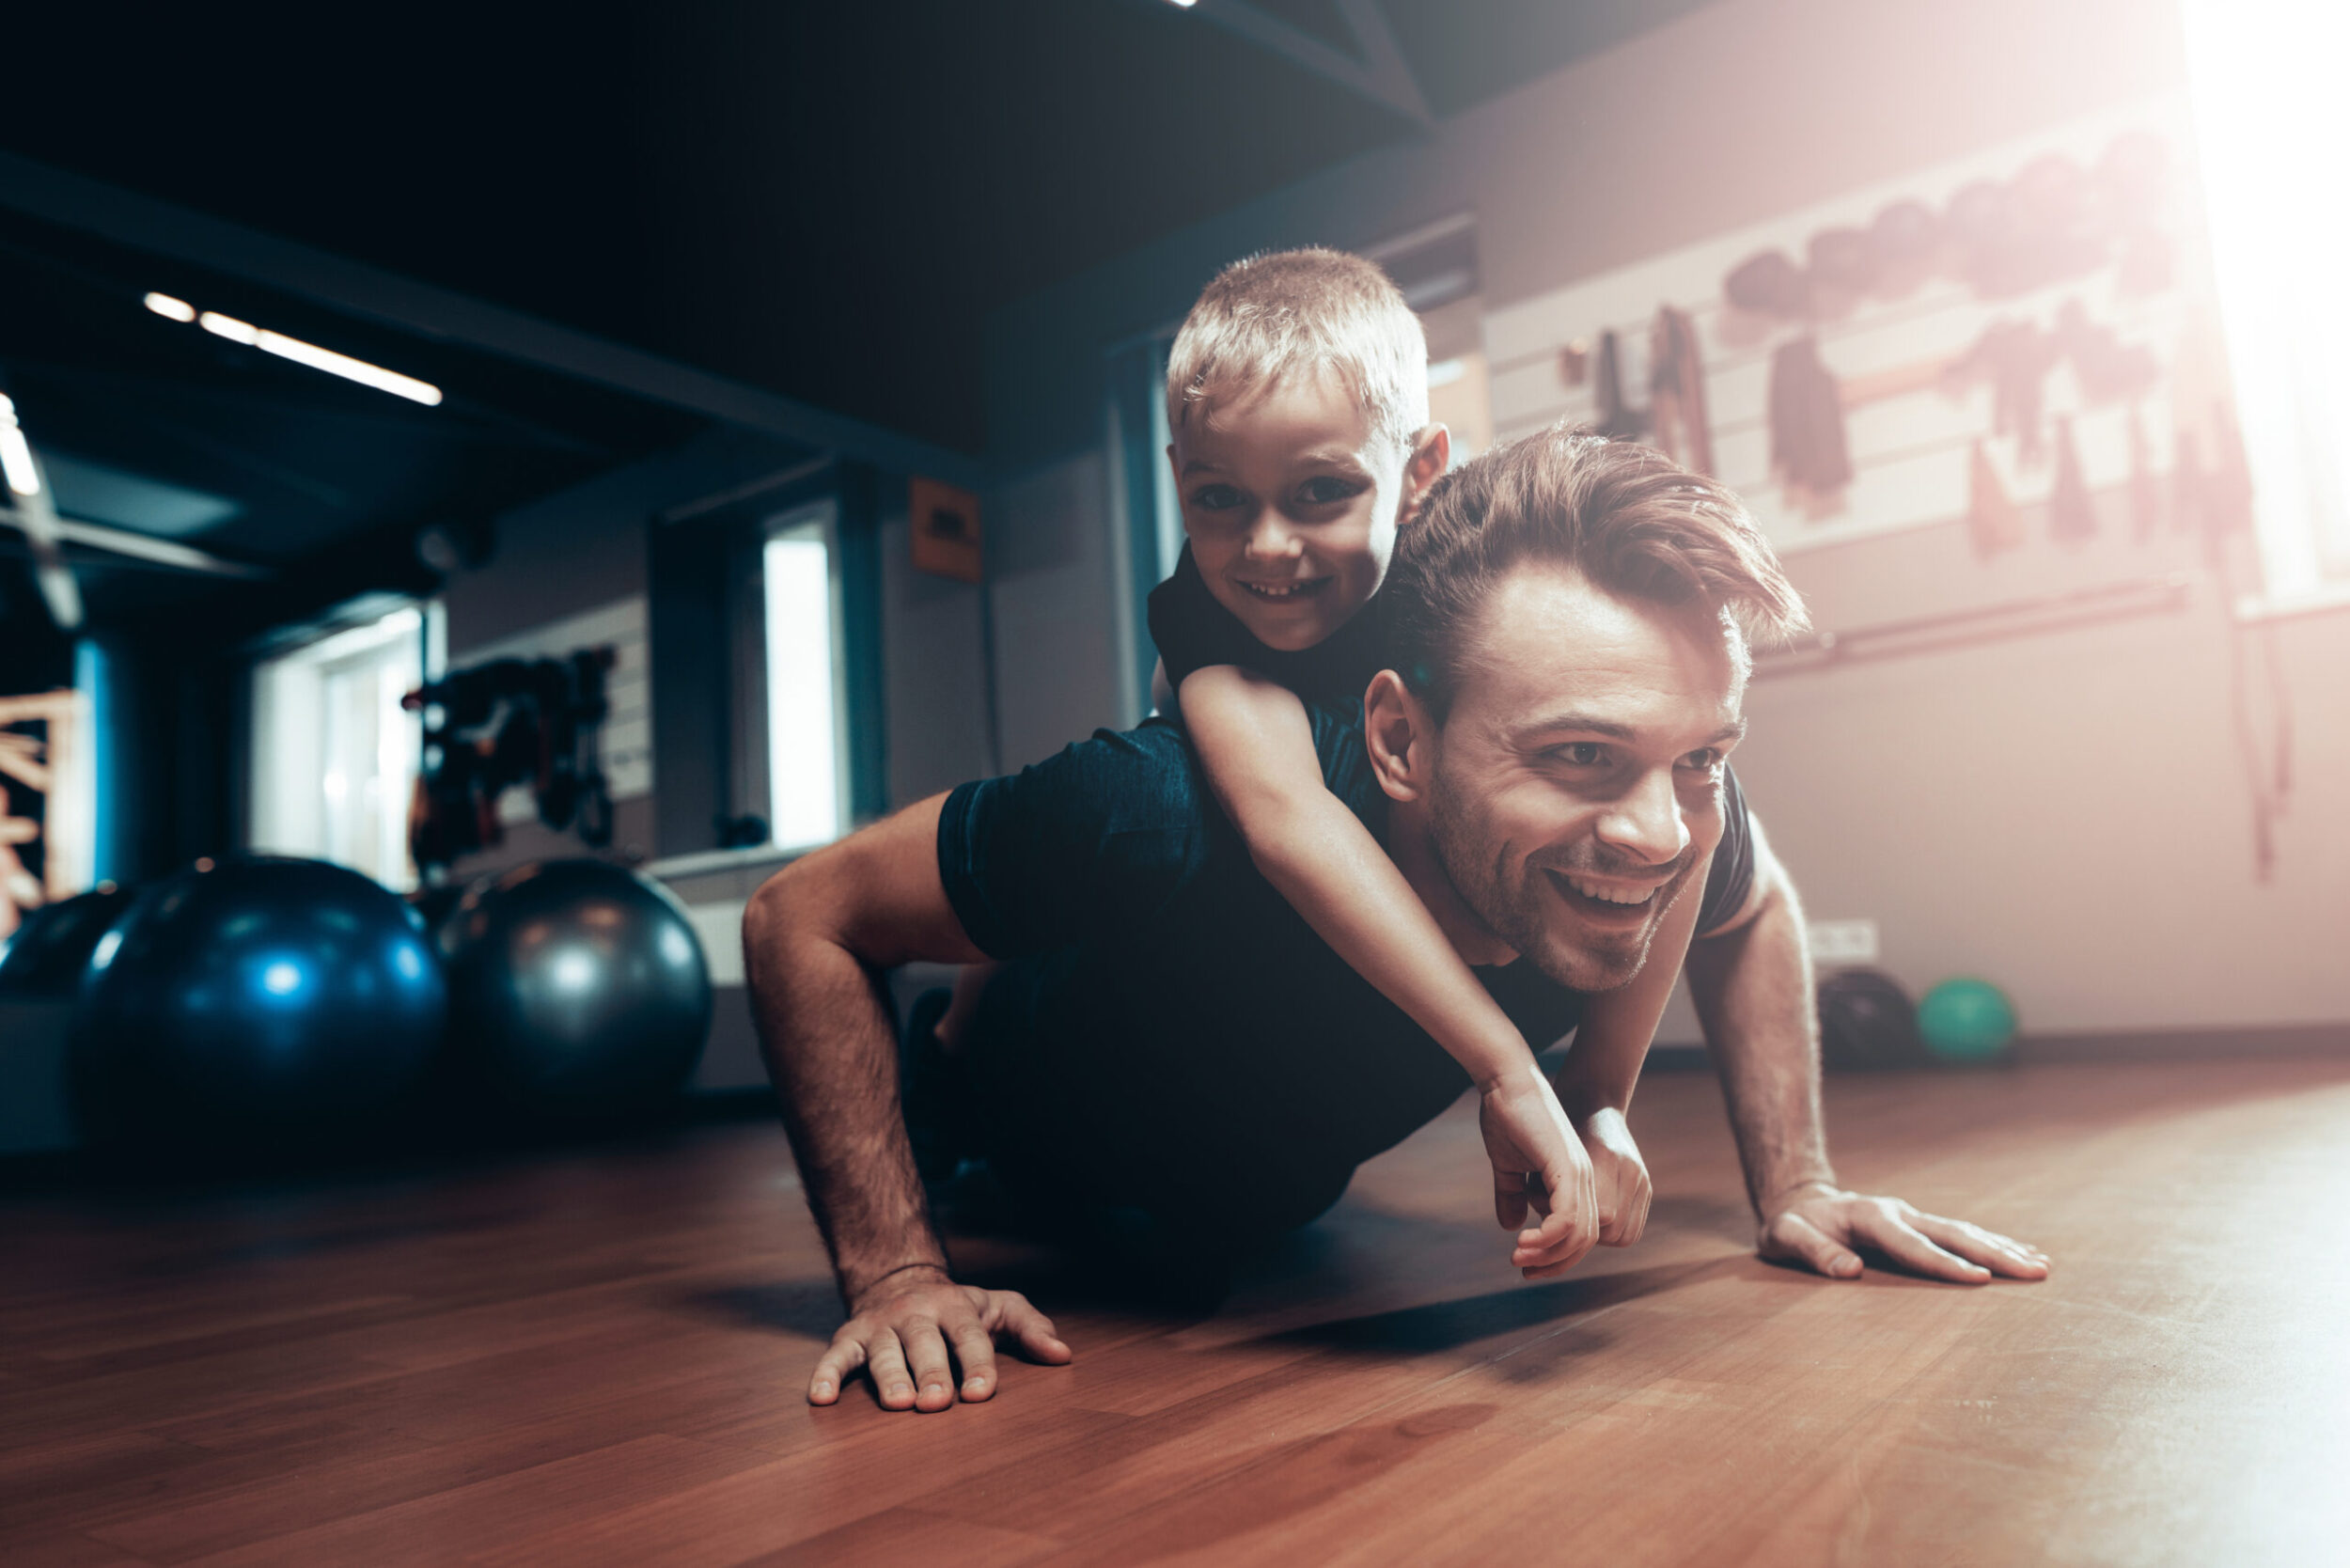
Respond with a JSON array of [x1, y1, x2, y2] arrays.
[[1166, 247, 1430, 454]]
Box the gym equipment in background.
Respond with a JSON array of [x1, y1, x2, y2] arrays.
[[70, 857, 446, 1146], [404, 649, 617, 872], [437, 859, 710, 1120], [0, 884, 134, 996], [1816, 968, 1928, 1072], [1918, 977, 2020, 1063], [404, 881, 468, 940]]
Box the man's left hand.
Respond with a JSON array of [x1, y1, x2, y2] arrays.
[[1760, 1182, 2049, 1283]]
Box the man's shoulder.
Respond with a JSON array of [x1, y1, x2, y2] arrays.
[[938, 701, 1378, 960], [1004, 699, 1371, 824]]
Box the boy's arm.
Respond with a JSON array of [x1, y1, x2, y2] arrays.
[[1546, 872, 1705, 1250], [742, 795, 1070, 1411], [1178, 664, 1602, 1278]]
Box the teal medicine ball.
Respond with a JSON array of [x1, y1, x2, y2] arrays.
[[1918, 977, 2017, 1062]]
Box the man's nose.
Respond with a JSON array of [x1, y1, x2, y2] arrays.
[[1594, 769, 1689, 870]]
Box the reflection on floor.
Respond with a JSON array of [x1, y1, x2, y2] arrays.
[[6, 1058, 2349, 1566]]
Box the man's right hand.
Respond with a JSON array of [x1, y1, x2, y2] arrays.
[[1479, 1065, 1601, 1279], [809, 1266, 1073, 1411]]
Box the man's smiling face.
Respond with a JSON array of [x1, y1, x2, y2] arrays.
[[1424, 562, 1749, 992]]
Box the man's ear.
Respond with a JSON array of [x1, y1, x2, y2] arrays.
[[1398, 424, 1451, 524], [1363, 668, 1436, 803]]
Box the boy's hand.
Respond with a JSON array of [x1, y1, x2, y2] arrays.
[[1574, 1106, 1653, 1247], [1479, 1065, 1600, 1278]]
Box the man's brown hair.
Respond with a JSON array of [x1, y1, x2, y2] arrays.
[[1382, 425, 1810, 720]]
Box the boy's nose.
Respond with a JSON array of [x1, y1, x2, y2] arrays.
[[1242, 514, 1305, 559]]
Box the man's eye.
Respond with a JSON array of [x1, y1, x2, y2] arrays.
[[1678, 748, 1722, 773], [1297, 476, 1360, 506], [1550, 742, 1607, 767], [1189, 484, 1243, 510]]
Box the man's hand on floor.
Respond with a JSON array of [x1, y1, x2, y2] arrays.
[[1759, 1183, 2050, 1284], [809, 1267, 1072, 1411]]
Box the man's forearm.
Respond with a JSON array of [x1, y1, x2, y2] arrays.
[[745, 887, 947, 1302], [741, 801, 979, 1306], [1683, 880, 1835, 1215]]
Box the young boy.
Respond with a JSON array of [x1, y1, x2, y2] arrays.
[[952, 249, 1700, 1276]]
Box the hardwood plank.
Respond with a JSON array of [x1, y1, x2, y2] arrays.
[[6, 1059, 2347, 1567], [170, 1435, 777, 1568]]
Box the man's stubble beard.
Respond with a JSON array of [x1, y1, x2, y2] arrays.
[[1427, 754, 1695, 995]]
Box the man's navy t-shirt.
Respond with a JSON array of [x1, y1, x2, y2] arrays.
[[936, 699, 1753, 1234]]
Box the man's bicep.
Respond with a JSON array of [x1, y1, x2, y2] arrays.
[[749, 793, 986, 971]]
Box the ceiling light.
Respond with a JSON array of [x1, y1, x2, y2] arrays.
[[197, 310, 260, 346], [188, 306, 444, 406], [0, 396, 41, 497], [144, 291, 196, 322], [252, 328, 442, 405]]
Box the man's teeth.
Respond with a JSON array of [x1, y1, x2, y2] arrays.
[[1564, 875, 1653, 906]]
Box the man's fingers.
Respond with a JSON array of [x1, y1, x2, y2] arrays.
[[809, 1333, 868, 1405], [1909, 1211, 2049, 1279], [946, 1315, 1000, 1403], [900, 1318, 959, 1412], [1765, 1211, 1864, 1278], [866, 1328, 916, 1409], [1850, 1207, 1992, 1284], [992, 1292, 1074, 1365]]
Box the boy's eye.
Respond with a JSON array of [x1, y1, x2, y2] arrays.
[[1188, 484, 1244, 510], [1296, 476, 1361, 506]]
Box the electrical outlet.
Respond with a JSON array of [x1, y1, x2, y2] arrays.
[[1808, 917, 1879, 965]]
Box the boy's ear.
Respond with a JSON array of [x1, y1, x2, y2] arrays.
[[1363, 668, 1435, 803], [1399, 424, 1451, 523]]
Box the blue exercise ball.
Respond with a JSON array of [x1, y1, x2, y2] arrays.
[[0, 884, 136, 997], [437, 859, 710, 1120], [71, 857, 446, 1145]]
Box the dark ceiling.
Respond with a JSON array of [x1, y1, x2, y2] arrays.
[[2, 0, 1709, 455], [0, 205, 713, 660]]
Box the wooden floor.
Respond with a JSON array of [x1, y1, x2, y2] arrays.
[[7, 1058, 2350, 1567]]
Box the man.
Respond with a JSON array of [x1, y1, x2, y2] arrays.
[[744, 426, 2046, 1416]]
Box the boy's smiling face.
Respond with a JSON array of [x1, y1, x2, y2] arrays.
[[1169, 370, 1445, 653]]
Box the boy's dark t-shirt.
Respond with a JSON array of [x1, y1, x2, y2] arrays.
[[935, 698, 1755, 1236], [1147, 542, 1389, 704]]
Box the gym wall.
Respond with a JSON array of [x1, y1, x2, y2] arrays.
[[973, 0, 2350, 1049], [422, 426, 997, 1093]]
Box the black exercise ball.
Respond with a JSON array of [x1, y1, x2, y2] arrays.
[[1817, 968, 1928, 1072], [0, 884, 136, 997], [70, 857, 446, 1145], [437, 859, 710, 1120]]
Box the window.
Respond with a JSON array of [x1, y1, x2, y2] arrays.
[[763, 504, 850, 850], [248, 604, 427, 889], [2181, 0, 2350, 607]]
